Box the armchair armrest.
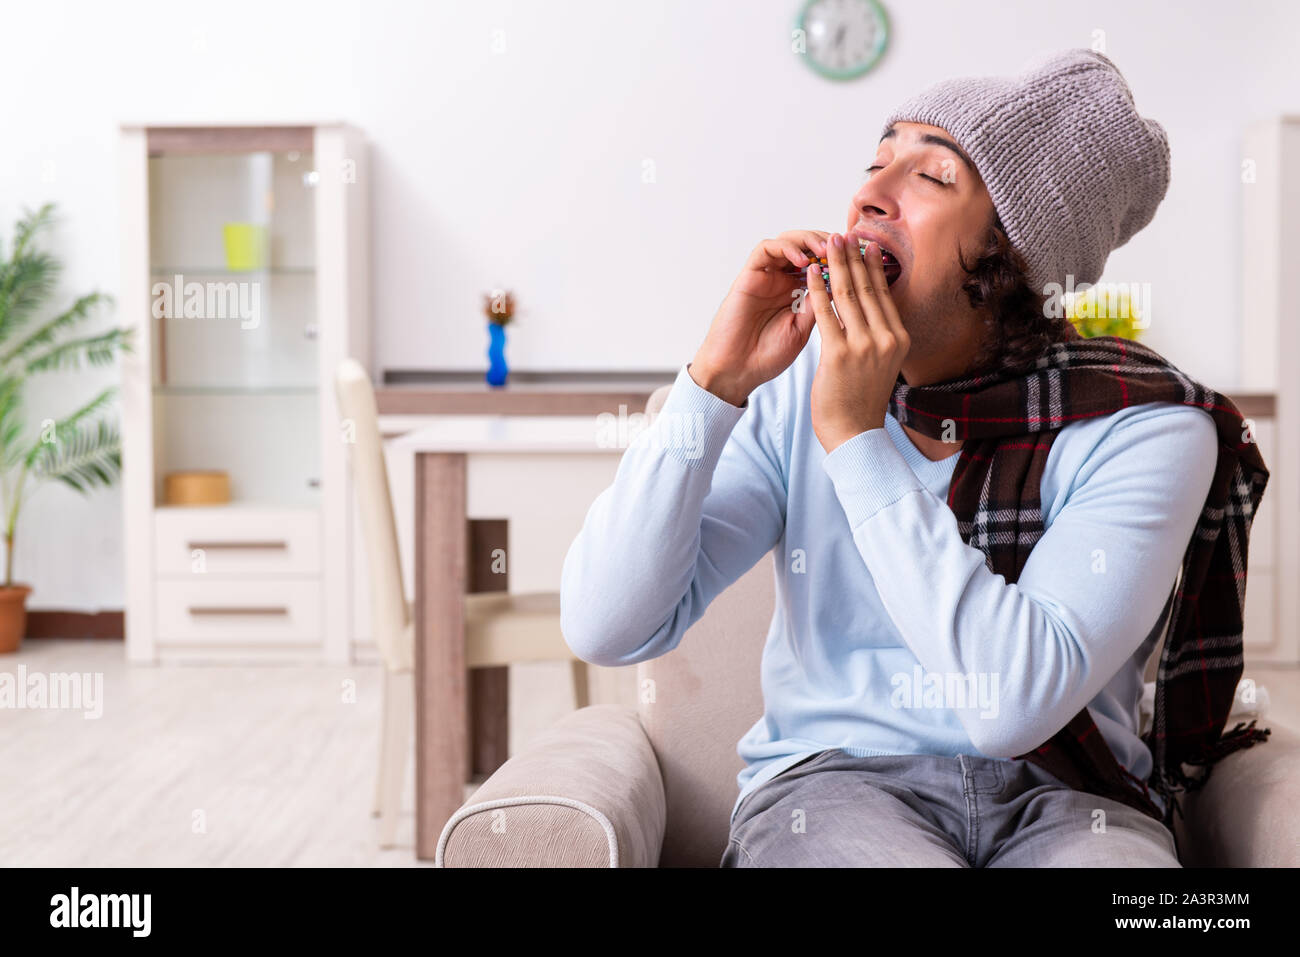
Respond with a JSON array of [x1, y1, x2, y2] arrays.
[[1174, 719, 1300, 867], [436, 704, 666, 867]]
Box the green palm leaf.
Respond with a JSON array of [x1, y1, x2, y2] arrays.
[[24, 328, 133, 374], [1, 291, 113, 366], [0, 375, 25, 469], [7, 203, 55, 260], [0, 251, 60, 341], [0, 204, 59, 334], [29, 418, 121, 493], [22, 386, 118, 470]]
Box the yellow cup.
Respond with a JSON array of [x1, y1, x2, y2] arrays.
[[222, 223, 269, 271]]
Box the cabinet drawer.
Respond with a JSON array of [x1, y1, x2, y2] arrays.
[[155, 579, 322, 644], [155, 507, 321, 577]]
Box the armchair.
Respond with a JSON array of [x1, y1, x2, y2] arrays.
[[436, 386, 1300, 867]]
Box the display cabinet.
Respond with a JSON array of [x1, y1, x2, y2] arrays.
[[119, 124, 369, 663]]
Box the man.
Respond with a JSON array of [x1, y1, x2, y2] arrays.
[[560, 48, 1268, 867]]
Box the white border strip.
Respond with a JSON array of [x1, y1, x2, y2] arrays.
[[435, 795, 619, 868]]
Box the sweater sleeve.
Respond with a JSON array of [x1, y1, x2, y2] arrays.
[[820, 403, 1220, 757], [560, 362, 787, 667]]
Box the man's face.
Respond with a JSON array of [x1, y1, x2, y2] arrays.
[[843, 121, 997, 345]]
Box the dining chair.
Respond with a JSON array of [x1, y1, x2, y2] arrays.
[[334, 357, 589, 848]]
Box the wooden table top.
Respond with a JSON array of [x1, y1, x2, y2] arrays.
[[375, 371, 677, 417], [391, 414, 637, 453], [377, 373, 1275, 421]]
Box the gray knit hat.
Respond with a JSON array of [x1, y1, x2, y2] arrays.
[[880, 48, 1170, 295]]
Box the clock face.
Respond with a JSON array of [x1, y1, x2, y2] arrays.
[[798, 0, 890, 80]]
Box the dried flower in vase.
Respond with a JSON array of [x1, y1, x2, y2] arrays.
[[483, 289, 516, 326]]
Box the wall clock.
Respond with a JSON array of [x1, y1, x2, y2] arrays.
[[796, 0, 890, 81]]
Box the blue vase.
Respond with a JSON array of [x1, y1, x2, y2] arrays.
[[486, 321, 509, 387]]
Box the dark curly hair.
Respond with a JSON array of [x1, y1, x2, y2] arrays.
[[956, 213, 1075, 378]]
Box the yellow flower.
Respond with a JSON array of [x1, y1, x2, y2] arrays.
[[1066, 284, 1142, 341]]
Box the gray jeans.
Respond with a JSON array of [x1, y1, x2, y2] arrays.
[[720, 749, 1181, 867]]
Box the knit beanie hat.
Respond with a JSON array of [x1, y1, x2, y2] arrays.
[[880, 48, 1170, 297]]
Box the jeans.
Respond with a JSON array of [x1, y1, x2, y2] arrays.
[[720, 749, 1181, 867]]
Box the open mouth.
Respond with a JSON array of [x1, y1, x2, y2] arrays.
[[881, 250, 903, 287], [860, 239, 903, 287]]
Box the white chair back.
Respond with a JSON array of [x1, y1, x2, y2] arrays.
[[335, 358, 412, 671]]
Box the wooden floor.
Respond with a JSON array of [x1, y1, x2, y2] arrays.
[[1, 639, 1295, 866], [0, 639, 634, 867]]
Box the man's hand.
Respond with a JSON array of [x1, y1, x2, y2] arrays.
[[806, 233, 911, 454], [691, 229, 831, 406]]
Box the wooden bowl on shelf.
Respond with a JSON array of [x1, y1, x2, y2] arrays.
[[163, 470, 230, 506]]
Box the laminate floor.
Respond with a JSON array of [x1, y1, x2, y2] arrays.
[[0, 639, 634, 866], [1, 639, 1294, 866]]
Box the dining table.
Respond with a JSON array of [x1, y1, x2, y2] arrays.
[[390, 412, 643, 860]]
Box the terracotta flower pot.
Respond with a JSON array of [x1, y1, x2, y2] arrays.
[[0, 584, 33, 654]]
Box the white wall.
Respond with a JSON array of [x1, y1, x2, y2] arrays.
[[1, 0, 1297, 608]]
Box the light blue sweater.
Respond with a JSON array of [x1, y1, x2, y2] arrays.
[[561, 326, 1219, 823]]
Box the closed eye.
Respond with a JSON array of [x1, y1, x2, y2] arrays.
[[865, 165, 950, 188]]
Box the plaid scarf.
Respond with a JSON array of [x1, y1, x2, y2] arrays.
[[887, 323, 1272, 830]]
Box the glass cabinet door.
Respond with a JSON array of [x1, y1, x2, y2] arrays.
[[148, 145, 320, 506]]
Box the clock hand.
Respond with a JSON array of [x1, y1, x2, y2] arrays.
[[833, 24, 846, 48]]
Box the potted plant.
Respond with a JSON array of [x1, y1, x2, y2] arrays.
[[0, 204, 132, 653]]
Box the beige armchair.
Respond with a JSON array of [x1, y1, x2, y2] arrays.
[[435, 386, 1300, 868]]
